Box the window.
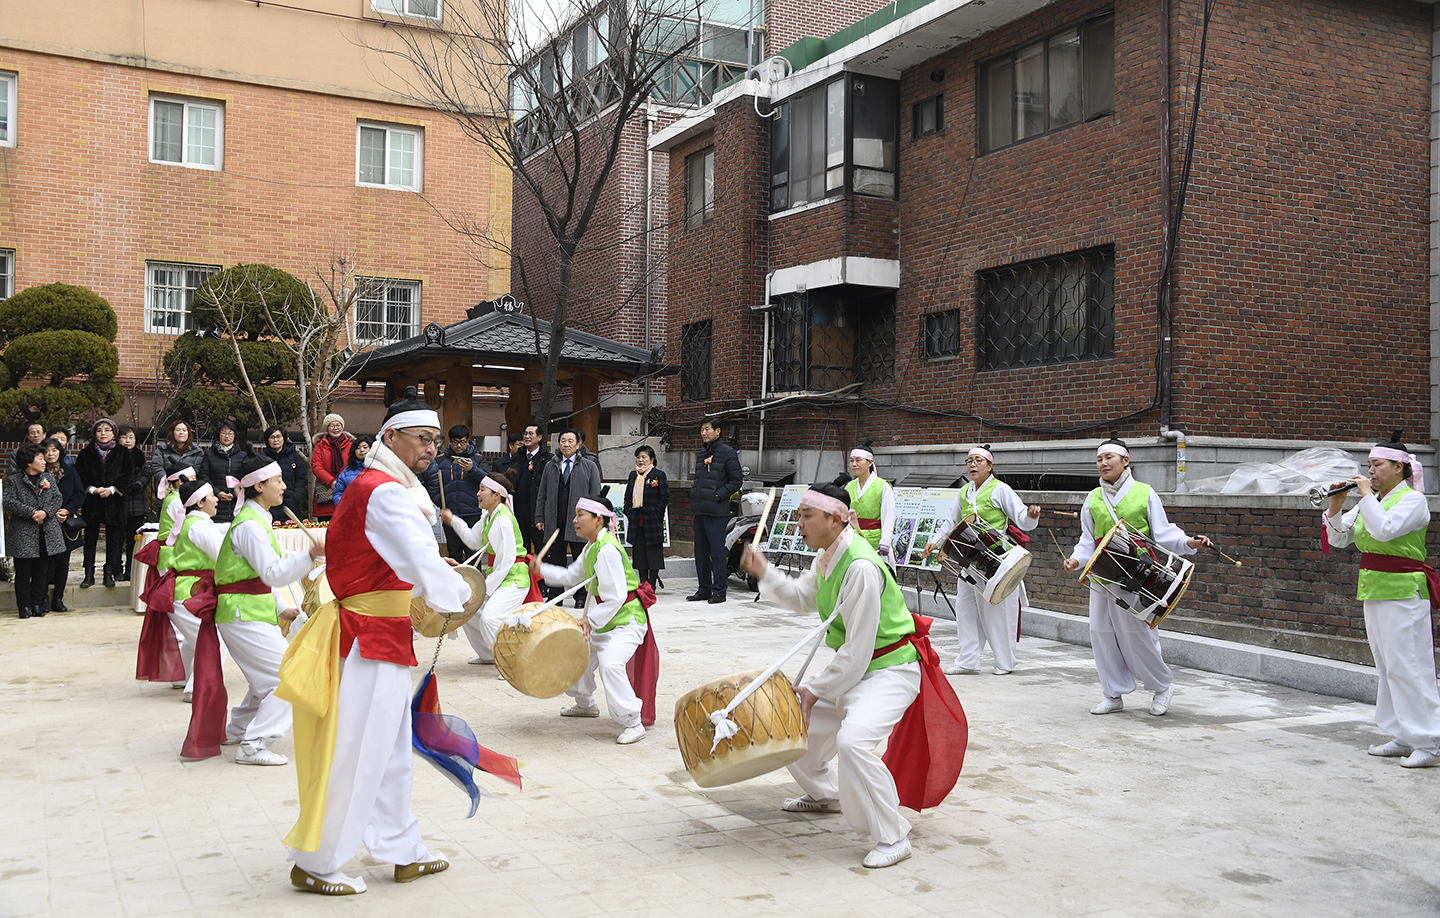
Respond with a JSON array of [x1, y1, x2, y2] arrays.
[[372, 0, 441, 20], [357, 123, 423, 191], [146, 261, 220, 334], [921, 308, 962, 359], [685, 148, 715, 229], [680, 320, 712, 401], [355, 278, 421, 343], [0, 71, 15, 148], [768, 288, 895, 392], [977, 12, 1114, 154], [149, 97, 223, 169], [771, 76, 898, 212], [0, 249, 13, 299], [977, 246, 1114, 370], [912, 94, 944, 138]]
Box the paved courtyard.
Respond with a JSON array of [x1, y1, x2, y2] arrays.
[[2, 579, 1438, 918]]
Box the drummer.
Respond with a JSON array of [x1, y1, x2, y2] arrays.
[[156, 460, 200, 694], [170, 480, 225, 703], [1063, 435, 1210, 716], [440, 467, 532, 666], [531, 496, 655, 745], [845, 446, 897, 568], [923, 444, 1039, 675]]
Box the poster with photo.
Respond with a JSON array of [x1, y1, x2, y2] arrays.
[[599, 483, 671, 548], [896, 487, 960, 570], [759, 485, 818, 555]]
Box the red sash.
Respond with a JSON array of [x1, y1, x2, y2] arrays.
[[856, 518, 881, 530], [1359, 553, 1440, 613], [179, 572, 229, 759], [217, 576, 272, 595], [622, 584, 659, 726], [135, 538, 183, 682], [874, 615, 969, 811]]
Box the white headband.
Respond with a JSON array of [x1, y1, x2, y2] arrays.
[[481, 475, 513, 511], [1097, 443, 1129, 458], [184, 482, 214, 508], [226, 461, 282, 491], [576, 497, 618, 535], [156, 465, 197, 499], [967, 447, 994, 463], [379, 408, 442, 437], [1370, 446, 1425, 491], [849, 448, 874, 462], [799, 489, 849, 519]]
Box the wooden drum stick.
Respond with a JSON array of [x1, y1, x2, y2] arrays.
[[1051, 509, 1080, 518], [282, 507, 321, 549], [1209, 544, 1243, 567], [752, 487, 777, 551], [535, 529, 560, 560]]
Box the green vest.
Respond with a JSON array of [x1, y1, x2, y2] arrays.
[[845, 476, 889, 550], [156, 491, 184, 573], [483, 504, 530, 590], [1355, 486, 1430, 601], [171, 513, 216, 603], [1086, 481, 1153, 540], [816, 534, 919, 673], [584, 530, 646, 632], [214, 503, 280, 625], [965, 476, 1009, 530]]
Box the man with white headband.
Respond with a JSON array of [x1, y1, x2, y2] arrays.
[[924, 444, 1040, 675], [209, 454, 318, 764], [441, 468, 532, 664], [845, 446, 897, 568], [284, 387, 472, 895], [531, 494, 657, 745], [1322, 430, 1440, 769], [1064, 434, 1210, 716], [740, 475, 968, 870]]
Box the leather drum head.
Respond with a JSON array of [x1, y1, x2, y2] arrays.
[[410, 565, 487, 638]]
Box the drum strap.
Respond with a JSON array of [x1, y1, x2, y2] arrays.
[[1359, 553, 1440, 613]]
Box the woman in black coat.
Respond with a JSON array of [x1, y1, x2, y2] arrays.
[[116, 425, 150, 582], [197, 420, 251, 524], [261, 425, 308, 524], [4, 442, 64, 618], [44, 437, 84, 612], [75, 418, 139, 588], [621, 445, 669, 589]]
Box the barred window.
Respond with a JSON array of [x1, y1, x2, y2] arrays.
[[355, 277, 421, 344], [686, 147, 715, 229], [681, 320, 712, 401], [146, 261, 220, 334], [977, 247, 1114, 371], [921, 308, 962, 359], [768, 288, 894, 392]]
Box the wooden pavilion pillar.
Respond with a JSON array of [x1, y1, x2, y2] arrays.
[[421, 378, 442, 414], [572, 373, 600, 455], [441, 363, 474, 435], [505, 381, 532, 436]]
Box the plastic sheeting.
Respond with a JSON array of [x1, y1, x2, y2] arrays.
[[1177, 447, 1360, 496]]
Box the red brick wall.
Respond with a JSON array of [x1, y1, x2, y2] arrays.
[[766, 0, 894, 58], [0, 49, 507, 385]]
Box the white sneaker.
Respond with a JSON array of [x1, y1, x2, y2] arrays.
[[236, 746, 288, 766], [1090, 697, 1124, 715], [1400, 749, 1440, 769], [782, 794, 842, 813], [993, 668, 1012, 675], [170, 681, 186, 690], [560, 704, 600, 718], [616, 725, 646, 745], [1149, 687, 1174, 716], [1369, 741, 1414, 757], [862, 838, 912, 868], [942, 664, 980, 675], [182, 692, 193, 704], [468, 656, 494, 665]]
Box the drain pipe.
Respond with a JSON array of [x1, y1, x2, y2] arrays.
[[1161, 426, 1186, 490], [757, 271, 773, 474], [642, 100, 657, 423]]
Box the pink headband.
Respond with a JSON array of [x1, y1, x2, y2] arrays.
[[481, 475, 513, 511], [849, 448, 874, 462], [967, 447, 994, 463], [799, 489, 849, 519], [1370, 446, 1425, 491], [156, 465, 197, 499], [1097, 443, 1129, 458], [184, 482, 214, 508], [226, 461, 282, 491], [576, 497, 618, 535]]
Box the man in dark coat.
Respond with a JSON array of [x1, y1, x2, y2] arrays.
[[688, 420, 743, 604], [534, 429, 601, 604], [427, 425, 487, 560], [514, 422, 550, 555], [491, 432, 524, 477]]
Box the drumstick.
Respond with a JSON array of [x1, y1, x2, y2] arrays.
[[535, 529, 560, 560], [282, 507, 321, 549], [1208, 543, 1243, 567], [751, 487, 777, 550], [1051, 509, 1080, 518], [1048, 528, 1067, 562]]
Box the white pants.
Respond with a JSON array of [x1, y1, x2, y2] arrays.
[[215, 619, 292, 750], [1089, 587, 1172, 699], [462, 583, 528, 661], [289, 651, 429, 875], [954, 580, 1020, 671], [566, 621, 646, 728], [171, 602, 229, 693], [1364, 595, 1440, 754], [788, 662, 921, 846]]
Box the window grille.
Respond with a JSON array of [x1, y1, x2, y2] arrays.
[[680, 320, 712, 401], [146, 261, 220, 334], [977, 247, 1114, 371], [355, 278, 422, 344], [920, 308, 962, 359], [768, 289, 895, 391]]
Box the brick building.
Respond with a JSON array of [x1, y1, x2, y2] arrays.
[[0, 0, 510, 435]]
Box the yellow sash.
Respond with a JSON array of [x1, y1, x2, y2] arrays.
[[277, 589, 410, 851]]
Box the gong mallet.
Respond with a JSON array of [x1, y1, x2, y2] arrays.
[[1208, 543, 1243, 567], [752, 487, 777, 550]]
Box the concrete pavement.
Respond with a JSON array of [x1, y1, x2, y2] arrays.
[[1, 580, 1438, 918]]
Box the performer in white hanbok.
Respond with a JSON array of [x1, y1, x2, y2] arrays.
[[924, 445, 1040, 675], [283, 388, 472, 895], [1065, 435, 1210, 716], [170, 481, 224, 688], [156, 461, 199, 693], [1322, 431, 1440, 769], [441, 468, 532, 665], [845, 446, 897, 567]]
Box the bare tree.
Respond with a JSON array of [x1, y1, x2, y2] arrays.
[[372, 0, 705, 427]]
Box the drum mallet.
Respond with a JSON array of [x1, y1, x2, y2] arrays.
[[282, 507, 323, 550], [1208, 543, 1243, 567], [1047, 528, 1068, 562], [752, 488, 777, 550], [1050, 509, 1080, 518]]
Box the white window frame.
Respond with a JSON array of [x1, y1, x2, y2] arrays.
[[145, 261, 220, 335], [148, 95, 224, 170], [0, 249, 14, 299], [0, 71, 16, 148], [371, 0, 442, 23], [353, 277, 421, 344], [355, 123, 424, 192]]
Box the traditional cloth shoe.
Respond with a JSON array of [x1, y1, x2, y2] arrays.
[[782, 794, 842, 813], [222, 731, 244, 746], [1149, 687, 1174, 716], [467, 656, 494, 665], [395, 856, 449, 883], [182, 692, 193, 704], [1400, 749, 1440, 769], [616, 725, 646, 745], [993, 668, 1012, 675], [560, 704, 600, 718], [862, 838, 912, 869], [942, 664, 980, 675], [290, 865, 364, 896], [1369, 741, 1414, 757], [236, 746, 288, 766], [170, 681, 186, 690], [1090, 697, 1124, 715]]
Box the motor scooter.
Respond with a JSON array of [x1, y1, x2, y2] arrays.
[[725, 489, 771, 592]]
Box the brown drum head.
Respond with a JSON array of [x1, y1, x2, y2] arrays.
[[410, 565, 487, 638], [674, 670, 808, 788], [493, 604, 589, 698]]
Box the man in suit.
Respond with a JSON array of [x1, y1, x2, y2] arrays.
[[515, 423, 550, 556], [535, 429, 602, 606]]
